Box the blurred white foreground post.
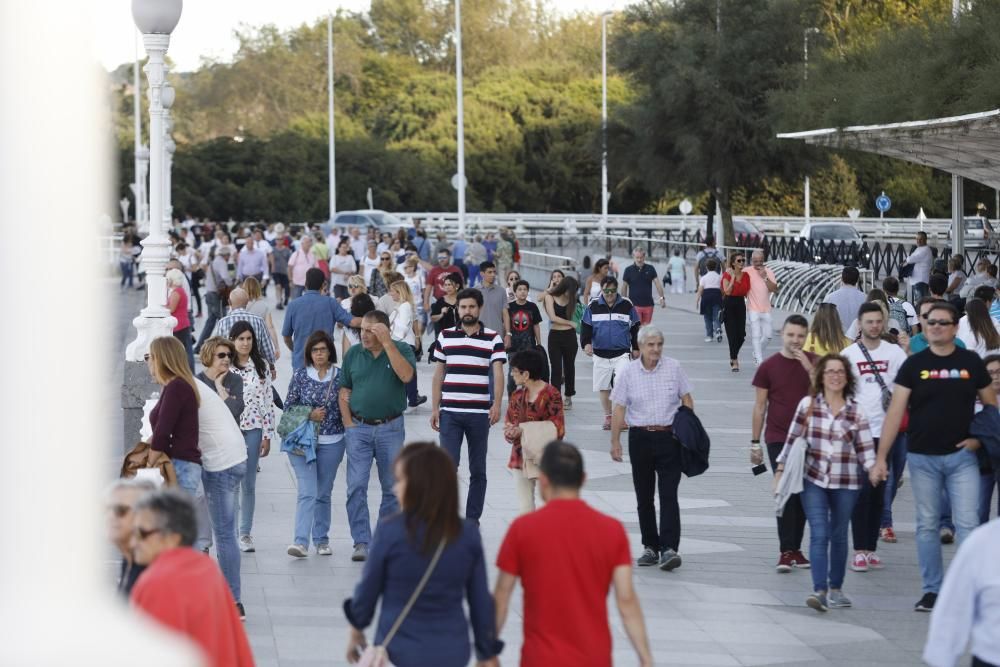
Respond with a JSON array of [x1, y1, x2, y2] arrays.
[[0, 2, 201, 664]]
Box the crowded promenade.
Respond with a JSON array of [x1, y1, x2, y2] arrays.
[[108, 220, 1000, 667]]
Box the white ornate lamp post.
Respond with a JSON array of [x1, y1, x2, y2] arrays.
[[125, 0, 182, 362], [600, 10, 613, 234], [162, 79, 175, 229], [454, 0, 467, 238]]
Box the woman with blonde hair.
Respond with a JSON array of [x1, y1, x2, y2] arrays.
[[145, 336, 203, 511], [339, 275, 368, 358], [402, 256, 427, 359], [166, 268, 194, 370], [242, 276, 280, 361], [388, 279, 426, 409], [805, 304, 851, 356]]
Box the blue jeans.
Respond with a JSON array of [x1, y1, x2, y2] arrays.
[[908, 449, 980, 593], [195, 291, 224, 351], [290, 284, 305, 300], [439, 410, 490, 521], [800, 480, 860, 593], [120, 260, 134, 287], [173, 459, 211, 552], [346, 417, 405, 545], [702, 305, 720, 337], [287, 439, 346, 546], [979, 469, 1000, 525], [237, 428, 263, 536], [881, 433, 908, 528], [202, 462, 247, 603]]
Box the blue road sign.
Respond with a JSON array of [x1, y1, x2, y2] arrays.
[[876, 193, 891, 213]]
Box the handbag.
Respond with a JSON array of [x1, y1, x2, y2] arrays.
[[121, 441, 178, 487], [356, 539, 447, 667]]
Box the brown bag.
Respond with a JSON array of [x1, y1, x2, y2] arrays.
[[121, 441, 178, 487]]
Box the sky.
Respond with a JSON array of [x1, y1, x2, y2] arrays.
[[95, 0, 633, 72]]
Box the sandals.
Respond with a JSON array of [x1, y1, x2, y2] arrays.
[[730, 360, 740, 373]]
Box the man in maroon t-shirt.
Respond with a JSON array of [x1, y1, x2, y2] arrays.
[[494, 442, 653, 667], [751, 314, 816, 573], [423, 249, 464, 312]]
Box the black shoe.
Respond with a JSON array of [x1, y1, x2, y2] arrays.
[[915, 592, 937, 612], [236, 602, 246, 620], [409, 395, 428, 408], [659, 549, 682, 571], [275, 303, 284, 311], [637, 547, 658, 567]]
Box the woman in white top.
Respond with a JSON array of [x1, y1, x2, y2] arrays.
[[958, 298, 1000, 357], [402, 256, 427, 358], [388, 279, 427, 409], [228, 321, 276, 555], [329, 239, 358, 300], [584, 259, 610, 303], [695, 257, 723, 342], [667, 249, 686, 294], [242, 277, 280, 361]]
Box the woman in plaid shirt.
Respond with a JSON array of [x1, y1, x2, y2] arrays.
[[775, 354, 877, 613]]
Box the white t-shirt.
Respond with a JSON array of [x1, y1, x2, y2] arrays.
[[340, 297, 361, 348], [404, 271, 426, 315], [957, 316, 1000, 358], [197, 387, 249, 472], [699, 271, 722, 290], [842, 340, 908, 437], [361, 255, 381, 287], [389, 301, 416, 346], [329, 254, 357, 287], [905, 245, 933, 285], [350, 237, 367, 260]]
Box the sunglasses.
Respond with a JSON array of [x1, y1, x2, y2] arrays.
[[133, 526, 161, 541], [925, 319, 956, 327], [735, 259, 745, 264], [603, 288, 618, 294], [143, 353, 151, 362], [381, 256, 391, 261], [216, 352, 232, 359]]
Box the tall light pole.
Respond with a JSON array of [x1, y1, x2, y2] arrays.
[[328, 13, 336, 220], [600, 11, 613, 233], [132, 36, 148, 232], [126, 0, 182, 362], [454, 0, 467, 237], [161, 79, 175, 229], [803, 27, 819, 225]]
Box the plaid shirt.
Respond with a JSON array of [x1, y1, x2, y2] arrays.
[[610, 356, 693, 427], [213, 309, 276, 365], [776, 395, 876, 490]]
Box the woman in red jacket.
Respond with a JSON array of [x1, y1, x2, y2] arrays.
[[721, 252, 750, 373]]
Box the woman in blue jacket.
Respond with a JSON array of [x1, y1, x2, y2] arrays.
[[344, 442, 502, 667]]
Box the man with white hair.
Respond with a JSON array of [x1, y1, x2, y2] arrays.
[[610, 324, 694, 571], [746, 249, 779, 365]]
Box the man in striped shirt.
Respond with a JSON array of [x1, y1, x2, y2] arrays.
[[431, 287, 507, 523]]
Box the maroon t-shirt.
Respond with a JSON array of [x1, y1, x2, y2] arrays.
[[427, 265, 464, 299], [751, 352, 816, 444]]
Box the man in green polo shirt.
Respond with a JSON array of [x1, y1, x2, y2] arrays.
[[338, 310, 416, 562]]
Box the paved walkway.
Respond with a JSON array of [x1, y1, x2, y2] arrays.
[[124, 284, 940, 667]]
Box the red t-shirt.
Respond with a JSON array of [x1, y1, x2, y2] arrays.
[[751, 352, 817, 443], [427, 265, 464, 299], [496, 499, 631, 667], [132, 548, 254, 667], [722, 271, 751, 297]]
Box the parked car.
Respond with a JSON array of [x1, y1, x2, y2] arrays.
[[794, 222, 867, 266], [795, 222, 863, 243], [733, 219, 764, 244], [947, 216, 998, 251], [326, 209, 407, 234]]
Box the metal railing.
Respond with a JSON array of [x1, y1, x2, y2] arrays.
[[769, 262, 873, 314]]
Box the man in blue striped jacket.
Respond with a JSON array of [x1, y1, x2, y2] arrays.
[[581, 275, 640, 430]]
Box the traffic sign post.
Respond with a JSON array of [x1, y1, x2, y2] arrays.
[[875, 191, 891, 220]]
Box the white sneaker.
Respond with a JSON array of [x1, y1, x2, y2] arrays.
[[287, 544, 308, 558], [704, 336, 713, 342], [316, 544, 333, 556], [564, 396, 573, 410], [238, 535, 255, 553]]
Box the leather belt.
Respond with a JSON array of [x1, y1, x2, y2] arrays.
[[352, 413, 402, 426], [630, 425, 672, 432]]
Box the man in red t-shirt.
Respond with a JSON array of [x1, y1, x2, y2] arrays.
[[494, 442, 653, 667], [423, 249, 465, 311], [130, 489, 254, 667], [750, 314, 816, 574]]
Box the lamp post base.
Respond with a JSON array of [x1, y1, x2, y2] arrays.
[[124, 312, 177, 363]]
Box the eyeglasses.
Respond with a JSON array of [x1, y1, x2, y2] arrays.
[[216, 352, 232, 359], [108, 504, 131, 518], [925, 319, 956, 327], [143, 353, 151, 362], [822, 369, 847, 376], [312, 346, 330, 354], [133, 526, 161, 541], [602, 288, 618, 294], [989, 369, 1000, 378]]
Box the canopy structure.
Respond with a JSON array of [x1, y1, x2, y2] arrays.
[[778, 109, 1000, 189], [778, 109, 1000, 255]]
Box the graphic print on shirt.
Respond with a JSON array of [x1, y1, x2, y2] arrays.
[[920, 368, 972, 380], [855, 359, 889, 383]]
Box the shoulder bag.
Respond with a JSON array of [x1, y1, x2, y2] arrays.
[[356, 539, 447, 667], [855, 342, 909, 432]]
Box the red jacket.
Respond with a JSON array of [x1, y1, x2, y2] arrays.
[[132, 548, 254, 667]]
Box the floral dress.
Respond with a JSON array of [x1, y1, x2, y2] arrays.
[[231, 363, 276, 440], [504, 383, 565, 470]]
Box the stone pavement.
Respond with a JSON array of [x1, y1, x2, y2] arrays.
[[121, 284, 943, 667]]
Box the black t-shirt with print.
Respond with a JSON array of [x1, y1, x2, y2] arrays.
[[508, 301, 542, 352], [894, 347, 990, 455]]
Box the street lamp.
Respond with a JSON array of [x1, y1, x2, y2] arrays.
[[454, 0, 467, 237], [328, 13, 337, 221], [125, 0, 182, 362], [132, 37, 148, 232], [161, 80, 175, 230], [600, 10, 613, 233], [802, 27, 819, 224]]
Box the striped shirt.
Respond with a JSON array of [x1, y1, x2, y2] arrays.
[[212, 309, 276, 365], [776, 395, 876, 490], [610, 356, 693, 427], [434, 323, 506, 413]]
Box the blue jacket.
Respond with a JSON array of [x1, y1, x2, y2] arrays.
[[971, 405, 1000, 468], [672, 405, 710, 477], [580, 294, 640, 357], [280, 410, 318, 463], [343, 515, 503, 667]]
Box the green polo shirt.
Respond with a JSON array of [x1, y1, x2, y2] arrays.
[[340, 340, 416, 420]]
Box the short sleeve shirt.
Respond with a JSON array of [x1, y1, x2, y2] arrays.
[[751, 352, 817, 444], [339, 341, 416, 420], [496, 499, 631, 667], [434, 324, 506, 413], [507, 301, 542, 352], [610, 356, 693, 426], [622, 263, 658, 306], [894, 347, 990, 455], [746, 266, 776, 313]]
